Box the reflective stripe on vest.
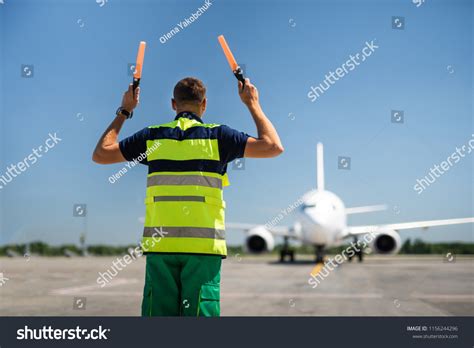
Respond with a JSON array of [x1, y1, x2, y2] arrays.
[[147, 174, 223, 189], [143, 227, 225, 239], [141, 117, 227, 256]]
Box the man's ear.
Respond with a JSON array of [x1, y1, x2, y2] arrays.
[[171, 99, 177, 111], [200, 98, 207, 113]]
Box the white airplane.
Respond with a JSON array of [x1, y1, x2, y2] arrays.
[[228, 143, 474, 263]]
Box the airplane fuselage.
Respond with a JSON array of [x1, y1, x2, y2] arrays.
[[296, 190, 348, 247], [239, 143, 473, 262]]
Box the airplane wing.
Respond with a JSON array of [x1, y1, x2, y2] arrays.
[[226, 222, 297, 238], [346, 217, 474, 235]]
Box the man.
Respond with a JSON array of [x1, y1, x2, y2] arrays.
[[92, 77, 283, 316]]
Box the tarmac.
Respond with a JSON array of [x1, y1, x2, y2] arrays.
[[0, 255, 472, 316]]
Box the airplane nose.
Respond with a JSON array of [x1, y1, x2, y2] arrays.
[[311, 215, 329, 229], [309, 221, 328, 245]]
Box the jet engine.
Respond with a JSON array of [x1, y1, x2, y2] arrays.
[[370, 229, 401, 254], [245, 226, 275, 253]]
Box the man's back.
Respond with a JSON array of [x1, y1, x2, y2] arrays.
[[119, 111, 249, 257], [120, 111, 248, 178], [92, 76, 283, 316]]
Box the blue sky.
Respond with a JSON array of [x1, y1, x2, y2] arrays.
[[0, 0, 472, 246]]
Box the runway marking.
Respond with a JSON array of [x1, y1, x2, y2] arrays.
[[310, 263, 324, 277], [358, 263, 472, 268], [54, 291, 474, 302], [53, 291, 144, 296], [51, 278, 139, 295], [50, 289, 384, 299], [411, 293, 474, 301], [50, 287, 474, 303], [223, 293, 384, 299]]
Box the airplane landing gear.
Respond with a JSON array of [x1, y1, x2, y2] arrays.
[[347, 237, 364, 263], [315, 245, 325, 264], [279, 237, 295, 262]]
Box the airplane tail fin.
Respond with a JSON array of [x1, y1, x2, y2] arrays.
[[317, 142, 325, 191]]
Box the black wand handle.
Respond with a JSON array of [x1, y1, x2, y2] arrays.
[[132, 77, 141, 94], [233, 66, 246, 91]]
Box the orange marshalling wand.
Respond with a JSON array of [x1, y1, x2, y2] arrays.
[[218, 35, 238, 71], [133, 41, 146, 92], [218, 35, 246, 90]]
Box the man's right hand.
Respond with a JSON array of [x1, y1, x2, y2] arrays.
[[238, 78, 259, 108], [121, 84, 140, 113], [238, 78, 284, 158]]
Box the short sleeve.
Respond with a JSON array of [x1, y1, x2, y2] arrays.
[[218, 125, 250, 164], [119, 127, 150, 164]]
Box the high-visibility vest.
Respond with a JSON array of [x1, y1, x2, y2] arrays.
[[141, 113, 229, 257]]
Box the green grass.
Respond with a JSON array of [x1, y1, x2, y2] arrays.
[[0, 239, 472, 256]]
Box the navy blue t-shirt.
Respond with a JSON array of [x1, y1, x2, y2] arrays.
[[119, 112, 249, 175]]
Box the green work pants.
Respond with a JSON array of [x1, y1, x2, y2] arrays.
[[141, 253, 222, 316]]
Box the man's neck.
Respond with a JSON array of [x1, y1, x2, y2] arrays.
[[175, 109, 202, 118]]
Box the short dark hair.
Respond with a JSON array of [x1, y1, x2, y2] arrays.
[[173, 77, 206, 104]]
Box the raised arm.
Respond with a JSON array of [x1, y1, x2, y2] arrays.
[[238, 79, 284, 158], [92, 84, 139, 164]]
